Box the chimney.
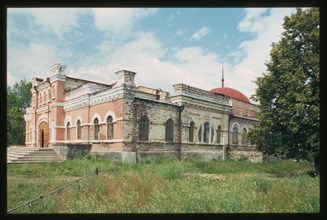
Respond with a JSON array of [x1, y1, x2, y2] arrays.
[[50, 63, 67, 76], [115, 70, 137, 87]]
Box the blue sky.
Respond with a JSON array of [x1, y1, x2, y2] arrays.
[[7, 8, 297, 101]]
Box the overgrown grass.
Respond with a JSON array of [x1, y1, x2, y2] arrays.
[[7, 157, 319, 213]]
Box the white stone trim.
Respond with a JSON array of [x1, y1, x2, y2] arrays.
[[50, 102, 65, 107], [36, 105, 49, 113], [103, 111, 116, 123], [64, 116, 73, 126], [37, 114, 48, 127], [241, 126, 248, 133], [91, 113, 102, 124], [231, 122, 241, 132], [116, 117, 123, 121], [75, 115, 83, 125]]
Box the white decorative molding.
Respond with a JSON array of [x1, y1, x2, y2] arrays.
[[91, 113, 102, 124], [64, 116, 73, 126], [37, 114, 48, 126], [36, 105, 49, 113], [103, 111, 117, 123], [63, 86, 125, 112], [50, 73, 66, 83], [50, 102, 65, 107], [75, 115, 83, 124], [231, 121, 241, 131]]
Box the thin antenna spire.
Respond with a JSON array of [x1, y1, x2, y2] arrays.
[[221, 65, 225, 88]]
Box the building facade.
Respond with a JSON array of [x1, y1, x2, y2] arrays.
[[24, 63, 262, 162]]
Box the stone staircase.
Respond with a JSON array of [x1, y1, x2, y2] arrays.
[[7, 146, 62, 164]]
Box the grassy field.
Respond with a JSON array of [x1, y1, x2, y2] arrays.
[[7, 156, 320, 213]]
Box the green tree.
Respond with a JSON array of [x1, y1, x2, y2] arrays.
[[249, 8, 319, 161], [7, 79, 32, 146]]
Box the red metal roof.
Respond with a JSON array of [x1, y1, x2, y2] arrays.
[[209, 87, 251, 103]]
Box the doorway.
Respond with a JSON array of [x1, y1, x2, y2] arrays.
[[38, 121, 49, 148]]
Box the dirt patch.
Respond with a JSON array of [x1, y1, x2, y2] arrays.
[[183, 168, 314, 180]]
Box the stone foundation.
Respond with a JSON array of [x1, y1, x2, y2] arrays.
[[227, 149, 263, 163], [53, 144, 92, 160]]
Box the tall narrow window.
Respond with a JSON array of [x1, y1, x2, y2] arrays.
[[139, 116, 149, 141], [242, 128, 247, 145], [77, 120, 81, 140], [66, 122, 70, 140], [198, 125, 202, 142], [189, 121, 194, 142], [165, 119, 174, 142], [107, 116, 114, 140], [94, 118, 100, 140], [217, 125, 222, 144], [204, 122, 210, 143], [211, 125, 215, 143], [232, 126, 238, 144]]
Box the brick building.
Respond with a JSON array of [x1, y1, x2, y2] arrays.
[[24, 63, 262, 162]]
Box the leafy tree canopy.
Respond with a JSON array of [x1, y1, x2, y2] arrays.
[[7, 79, 32, 146], [249, 8, 319, 161]]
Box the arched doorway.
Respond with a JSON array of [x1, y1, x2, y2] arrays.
[[38, 121, 49, 148]]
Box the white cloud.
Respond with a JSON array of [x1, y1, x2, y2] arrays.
[[8, 8, 88, 38], [7, 42, 59, 85], [229, 8, 296, 99], [191, 26, 210, 40], [92, 8, 157, 35]]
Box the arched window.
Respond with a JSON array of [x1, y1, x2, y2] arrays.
[[232, 126, 239, 144], [94, 118, 100, 140], [217, 125, 222, 144], [66, 122, 70, 140], [198, 125, 202, 142], [189, 121, 194, 142], [139, 116, 149, 141], [107, 116, 114, 140], [211, 125, 215, 143], [242, 128, 247, 145], [204, 122, 210, 143], [165, 119, 174, 142], [76, 120, 81, 140]]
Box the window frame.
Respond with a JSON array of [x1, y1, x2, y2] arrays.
[[94, 118, 100, 140], [189, 121, 195, 142], [139, 116, 149, 141], [165, 119, 174, 143]]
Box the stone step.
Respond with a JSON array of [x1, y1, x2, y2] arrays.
[[8, 160, 62, 164], [7, 147, 62, 164]]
